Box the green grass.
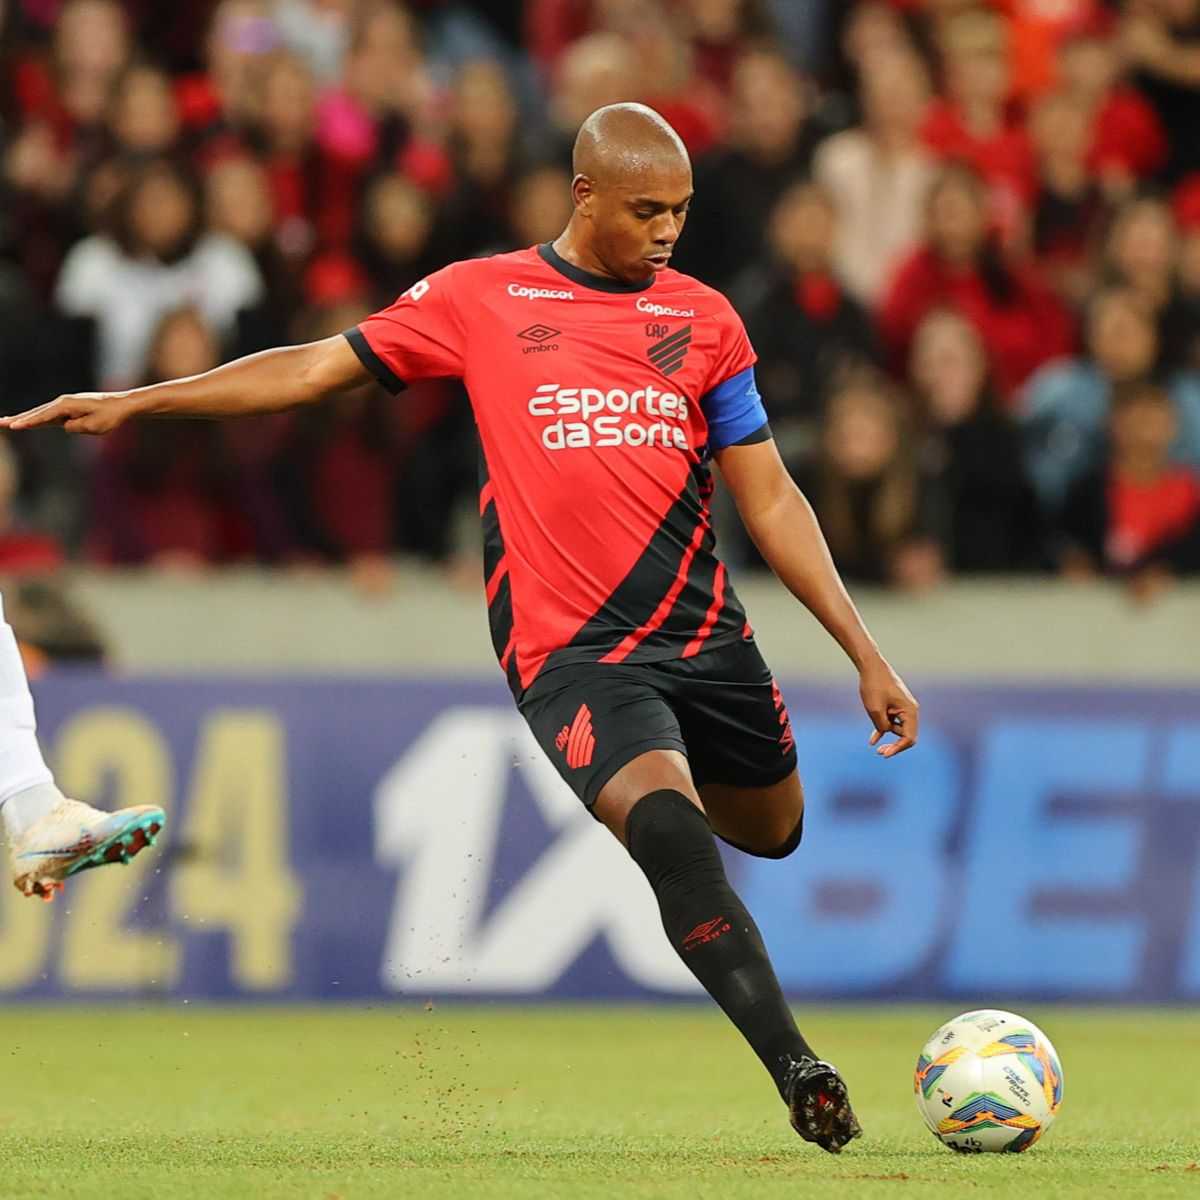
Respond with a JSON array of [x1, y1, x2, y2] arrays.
[[0, 1006, 1196, 1199]]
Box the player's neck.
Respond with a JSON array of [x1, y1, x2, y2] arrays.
[[548, 232, 654, 292]]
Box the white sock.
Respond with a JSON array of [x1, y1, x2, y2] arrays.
[[0, 590, 60, 838]]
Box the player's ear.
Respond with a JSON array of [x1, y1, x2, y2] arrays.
[[572, 173, 596, 215]]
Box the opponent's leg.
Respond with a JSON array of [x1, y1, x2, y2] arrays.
[[0, 592, 164, 900], [594, 750, 860, 1152]]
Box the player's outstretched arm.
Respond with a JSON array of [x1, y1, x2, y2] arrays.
[[0, 335, 372, 435], [714, 436, 919, 757]]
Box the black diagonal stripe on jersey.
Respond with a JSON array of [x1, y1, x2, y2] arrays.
[[648, 327, 691, 364], [478, 447, 518, 692], [537, 464, 722, 676], [620, 510, 720, 665]]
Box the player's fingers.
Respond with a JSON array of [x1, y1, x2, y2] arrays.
[[876, 732, 916, 758], [869, 729, 883, 746], [5, 400, 72, 429]]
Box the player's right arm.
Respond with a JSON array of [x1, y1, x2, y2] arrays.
[[0, 336, 370, 435]]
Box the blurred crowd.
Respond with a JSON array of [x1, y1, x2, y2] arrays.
[[3, 0, 1200, 603]]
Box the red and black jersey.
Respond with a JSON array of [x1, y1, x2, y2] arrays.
[[345, 243, 770, 694]]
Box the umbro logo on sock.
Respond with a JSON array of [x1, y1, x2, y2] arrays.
[[682, 917, 731, 952]]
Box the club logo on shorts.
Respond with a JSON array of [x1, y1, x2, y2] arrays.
[[683, 917, 731, 952], [556, 703, 595, 769], [646, 325, 692, 377]]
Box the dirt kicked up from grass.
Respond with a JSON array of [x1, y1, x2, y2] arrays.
[[0, 1005, 1196, 1199]]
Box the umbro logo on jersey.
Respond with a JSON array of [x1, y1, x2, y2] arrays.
[[517, 324, 560, 354], [518, 324, 559, 343], [647, 325, 692, 377]]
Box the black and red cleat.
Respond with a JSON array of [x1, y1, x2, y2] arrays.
[[782, 1056, 863, 1153]]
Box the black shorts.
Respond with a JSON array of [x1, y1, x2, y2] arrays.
[[517, 634, 799, 808]]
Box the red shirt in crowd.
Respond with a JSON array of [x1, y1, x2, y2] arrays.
[[881, 246, 1076, 401], [1087, 87, 1169, 180], [1106, 468, 1200, 568]]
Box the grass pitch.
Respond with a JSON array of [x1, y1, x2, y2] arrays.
[[0, 1005, 1196, 1199]]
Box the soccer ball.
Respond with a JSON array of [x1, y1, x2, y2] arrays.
[[913, 1009, 1064, 1153]]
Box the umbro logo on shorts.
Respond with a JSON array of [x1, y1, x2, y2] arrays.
[[555, 703, 595, 769], [647, 325, 691, 377]]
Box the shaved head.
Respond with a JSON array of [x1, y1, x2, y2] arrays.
[[572, 103, 690, 185], [554, 103, 693, 285]]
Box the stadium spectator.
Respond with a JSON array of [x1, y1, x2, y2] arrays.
[[54, 158, 263, 390], [17, 0, 132, 135], [273, 0, 355, 85], [674, 49, 816, 288], [87, 307, 264, 567], [998, 0, 1108, 105], [506, 164, 575, 249], [104, 61, 182, 162], [909, 309, 1036, 572], [245, 51, 324, 258], [1169, 222, 1200, 374], [440, 58, 525, 260], [1121, 0, 1200, 184], [813, 49, 933, 307], [880, 162, 1075, 401], [801, 374, 941, 591], [1028, 90, 1109, 306], [1058, 381, 1200, 593], [545, 33, 639, 164], [618, 4, 724, 156], [678, 0, 779, 94], [176, 0, 281, 142], [0, 435, 64, 575], [203, 153, 299, 352], [1021, 288, 1200, 516], [313, 0, 445, 190], [269, 300, 405, 589], [355, 170, 439, 307], [739, 180, 879, 461], [1058, 24, 1168, 186], [921, 8, 1035, 239], [2, 0, 133, 295], [1104, 195, 1178, 316]]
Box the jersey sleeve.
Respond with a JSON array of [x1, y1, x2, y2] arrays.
[[699, 298, 768, 452], [343, 262, 469, 391]]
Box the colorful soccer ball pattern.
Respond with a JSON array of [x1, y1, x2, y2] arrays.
[[914, 1009, 1064, 1153]]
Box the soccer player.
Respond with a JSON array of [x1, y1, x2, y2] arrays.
[[2, 104, 918, 1152], [0, 591, 165, 900]]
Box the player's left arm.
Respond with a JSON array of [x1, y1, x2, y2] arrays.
[[714, 435, 919, 757]]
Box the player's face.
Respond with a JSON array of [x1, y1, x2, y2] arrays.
[[585, 164, 693, 282]]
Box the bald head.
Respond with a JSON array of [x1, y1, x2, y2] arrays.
[[573, 103, 690, 184], [554, 103, 693, 284]]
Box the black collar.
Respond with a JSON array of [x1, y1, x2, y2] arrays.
[[538, 242, 654, 293]]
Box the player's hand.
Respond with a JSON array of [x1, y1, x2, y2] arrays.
[[859, 657, 919, 758], [0, 392, 132, 435]]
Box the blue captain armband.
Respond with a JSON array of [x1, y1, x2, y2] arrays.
[[700, 366, 770, 455]]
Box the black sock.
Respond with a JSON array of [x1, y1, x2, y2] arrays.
[[625, 788, 814, 1097]]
